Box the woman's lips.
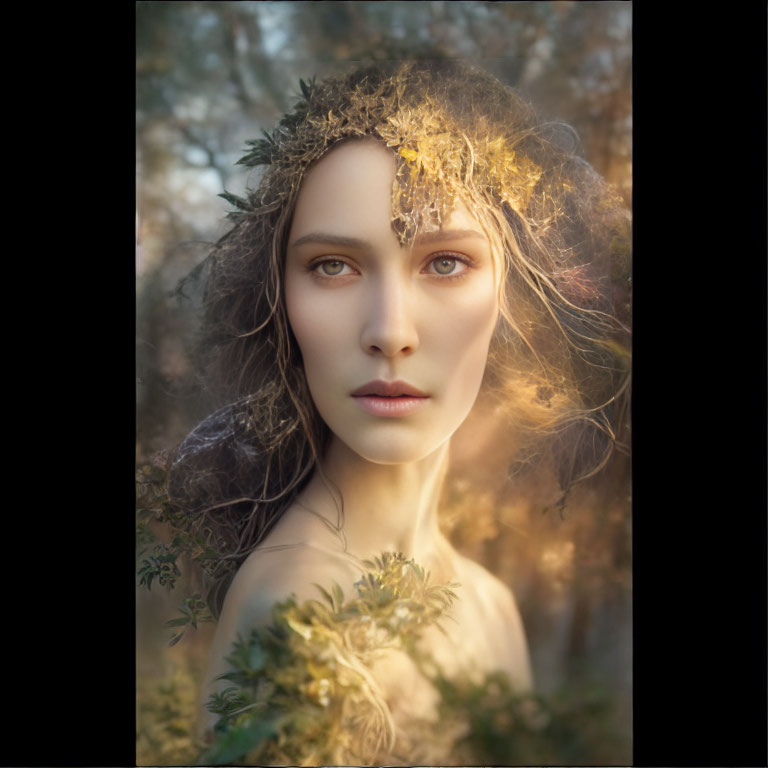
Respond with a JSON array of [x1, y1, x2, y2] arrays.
[[351, 380, 429, 418]]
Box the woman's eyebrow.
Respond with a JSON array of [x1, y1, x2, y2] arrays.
[[414, 229, 487, 244], [289, 233, 371, 250]]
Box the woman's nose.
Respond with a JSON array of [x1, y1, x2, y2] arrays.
[[360, 275, 419, 357]]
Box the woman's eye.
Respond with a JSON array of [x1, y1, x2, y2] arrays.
[[313, 259, 352, 277], [426, 255, 469, 277]]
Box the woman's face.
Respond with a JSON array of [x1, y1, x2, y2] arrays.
[[285, 139, 500, 464]]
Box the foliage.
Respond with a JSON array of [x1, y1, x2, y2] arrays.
[[136, 456, 218, 645], [137, 457, 222, 581], [166, 593, 215, 646], [201, 552, 458, 765], [136, 661, 202, 766], [436, 668, 622, 765], [196, 551, 624, 766]]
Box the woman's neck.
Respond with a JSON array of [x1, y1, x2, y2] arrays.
[[290, 436, 451, 566]]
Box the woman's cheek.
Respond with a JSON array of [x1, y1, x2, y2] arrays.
[[286, 282, 354, 406], [430, 281, 499, 389]]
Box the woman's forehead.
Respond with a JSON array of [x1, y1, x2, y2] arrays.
[[294, 139, 491, 246], [292, 140, 395, 236]]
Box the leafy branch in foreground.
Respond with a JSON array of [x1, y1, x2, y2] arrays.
[[198, 550, 619, 766], [200, 552, 459, 766]]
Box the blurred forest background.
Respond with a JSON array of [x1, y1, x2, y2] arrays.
[[136, 1, 632, 764]]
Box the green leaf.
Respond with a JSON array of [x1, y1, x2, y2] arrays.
[[248, 642, 266, 672], [218, 191, 250, 211], [260, 127, 277, 145], [299, 76, 315, 101], [198, 718, 276, 765], [313, 583, 335, 609], [165, 617, 190, 628]]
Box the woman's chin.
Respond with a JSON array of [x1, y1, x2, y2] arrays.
[[338, 433, 448, 466]]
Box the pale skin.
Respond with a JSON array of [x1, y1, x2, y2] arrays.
[[201, 139, 532, 737]]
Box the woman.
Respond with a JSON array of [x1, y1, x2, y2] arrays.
[[166, 58, 630, 764]]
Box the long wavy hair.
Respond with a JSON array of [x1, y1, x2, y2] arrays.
[[167, 59, 631, 615]]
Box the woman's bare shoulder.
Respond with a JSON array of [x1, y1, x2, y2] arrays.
[[451, 553, 523, 634], [452, 550, 513, 605], [451, 551, 533, 689], [224, 542, 362, 628], [220, 500, 363, 619]]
